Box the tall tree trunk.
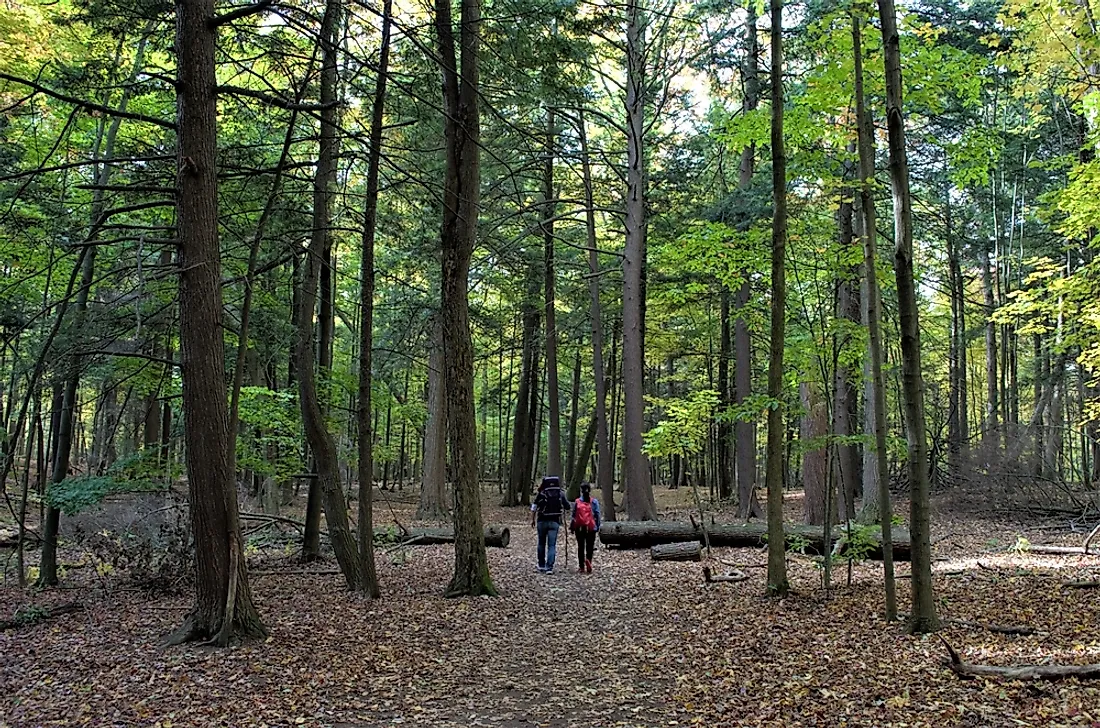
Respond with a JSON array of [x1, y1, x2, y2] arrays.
[[295, 0, 362, 589], [765, 0, 789, 596], [834, 171, 860, 520], [504, 269, 539, 507], [354, 0, 391, 599], [435, 0, 495, 597], [717, 288, 733, 500], [876, 0, 938, 633], [800, 382, 829, 525], [735, 1, 762, 520], [418, 318, 449, 519], [565, 349, 581, 484], [946, 188, 965, 470], [542, 109, 562, 478], [981, 246, 999, 453], [622, 0, 657, 521], [578, 111, 617, 521], [41, 32, 152, 586], [853, 10, 897, 620], [169, 0, 264, 644]]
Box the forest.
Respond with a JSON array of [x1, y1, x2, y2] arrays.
[[2, 0, 1100, 724]]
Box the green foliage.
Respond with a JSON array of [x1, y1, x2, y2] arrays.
[[47, 455, 166, 516], [236, 387, 304, 482], [643, 390, 720, 459]]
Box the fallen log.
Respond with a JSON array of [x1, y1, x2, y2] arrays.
[[599, 521, 910, 561], [1062, 580, 1100, 589], [373, 525, 510, 548], [0, 602, 84, 631], [650, 542, 701, 562], [941, 637, 1100, 681]]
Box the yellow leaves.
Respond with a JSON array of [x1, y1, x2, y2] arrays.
[[885, 691, 911, 708]]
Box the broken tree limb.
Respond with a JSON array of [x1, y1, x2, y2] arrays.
[[600, 521, 910, 561], [650, 542, 701, 562], [1062, 580, 1100, 589], [1024, 545, 1100, 555], [941, 636, 1100, 681], [373, 525, 510, 548], [0, 602, 84, 631], [703, 566, 749, 583]]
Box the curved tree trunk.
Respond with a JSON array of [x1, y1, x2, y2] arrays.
[[295, 0, 362, 590], [354, 0, 392, 599], [435, 0, 495, 598]]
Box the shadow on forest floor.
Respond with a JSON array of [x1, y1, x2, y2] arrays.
[[2, 484, 1100, 726]]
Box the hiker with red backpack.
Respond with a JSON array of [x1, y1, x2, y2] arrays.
[[530, 475, 570, 574], [570, 482, 602, 573]]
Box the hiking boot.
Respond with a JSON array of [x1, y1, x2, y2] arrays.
[[585, 559, 593, 573], [537, 565, 547, 573]]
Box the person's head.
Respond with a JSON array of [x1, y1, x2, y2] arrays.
[[580, 482, 592, 502], [541, 475, 560, 491]]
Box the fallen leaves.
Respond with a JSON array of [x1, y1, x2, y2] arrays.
[[1, 490, 1100, 726]]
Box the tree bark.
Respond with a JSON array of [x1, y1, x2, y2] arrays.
[[295, 0, 362, 590], [735, 1, 762, 520], [170, 0, 264, 644], [622, 0, 657, 521], [418, 318, 449, 519], [650, 542, 702, 562], [876, 0, 938, 633], [435, 0, 495, 597], [354, 0, 391, 599], [503, 265, 539, 506], [853, 10, 897, 621], [565, 350, 581, 485], [765, 0, 789, 597], [981, 246, 999, 452], [834, 175, 860, 520], [602, 520, 911, 560], [800, 382, 830, 525], [717, 288, 733, 500], [542, 109, 562, 478], [578, 111, 617, 522]]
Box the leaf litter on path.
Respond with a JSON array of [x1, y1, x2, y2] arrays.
[[2, 493, 1100, 727]]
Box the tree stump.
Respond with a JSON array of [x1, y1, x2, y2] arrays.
[[650, 542, 702, 562]]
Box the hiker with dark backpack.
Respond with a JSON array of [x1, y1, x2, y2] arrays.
[[530, 475, 570, 574], [570, 482, 602, 573]]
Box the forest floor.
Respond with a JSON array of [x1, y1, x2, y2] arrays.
[[3, 485, 1100, 727]]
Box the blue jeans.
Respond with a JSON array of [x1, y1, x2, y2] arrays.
[[537, 519, 560, 569]]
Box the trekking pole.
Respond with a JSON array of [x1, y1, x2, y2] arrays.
[[562, 513, 569, 572]]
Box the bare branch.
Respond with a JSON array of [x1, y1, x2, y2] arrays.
[[0, 71, 175, 130]]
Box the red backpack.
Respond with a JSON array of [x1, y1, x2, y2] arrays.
[[573, 499, 596, 530]]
